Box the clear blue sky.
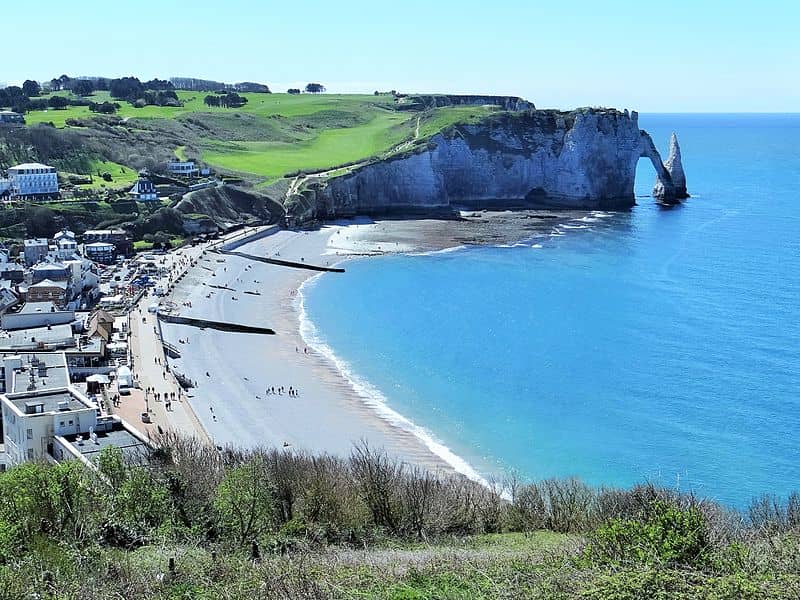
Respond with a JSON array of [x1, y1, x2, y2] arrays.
[[3, 0, 797, 111]]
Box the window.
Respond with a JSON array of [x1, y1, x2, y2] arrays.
[[26, 428, 32, 440], [27, 449, 34, 460], [68, 420, 73, 425]]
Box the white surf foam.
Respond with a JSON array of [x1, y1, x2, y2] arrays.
[[297, 275, 489, 487], [407, 245, 468, 257]]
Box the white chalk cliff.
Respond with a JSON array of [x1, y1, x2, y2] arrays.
[[313, 108, 686, 218]]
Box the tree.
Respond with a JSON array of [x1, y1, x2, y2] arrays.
[[143, 78, 174, 91], [109, 76, 144, 101], [72, 79, 95, 96], [58, 74, 72, 90], [287, 88, 301, 95], [214, 459, 275, 545], [49, 78, 61, 92], [0, 86, 25, 109], [203, 95, 220, 108], [22, 80, 40, 97], [305, 83, 326, 94], [89, 101, 120, 114], [47, 96, 69, 110]]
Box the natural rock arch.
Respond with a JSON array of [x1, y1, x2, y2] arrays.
[[642, 131, 689, 204]]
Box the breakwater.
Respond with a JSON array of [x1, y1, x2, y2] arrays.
[[216, 249, 345, 273], [157, 312, 275, 335]]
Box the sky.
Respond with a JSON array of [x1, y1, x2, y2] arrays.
[[1, 0, 797, 112]]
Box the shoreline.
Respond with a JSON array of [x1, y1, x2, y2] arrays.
[[161, 210, 587, 481]]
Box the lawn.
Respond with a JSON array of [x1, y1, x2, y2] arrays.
[[202, 111, 415, 181], [19, 91, 498, 184], [416, 105, 501, 140], [23, 91, 398, 128], [74, 159, 138, 190]]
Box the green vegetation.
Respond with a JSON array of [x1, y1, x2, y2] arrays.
[[204, 111, 412, 182], [0, 435, 796, 598], [16, 91, 494, 185], [72, 159, 138, 191], [416, 105, 501, 140]]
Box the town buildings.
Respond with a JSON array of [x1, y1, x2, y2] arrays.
[[129, 172, 158, 201], [83, 230, 133, 258], [0, 352, 148, 469], [84, 242, 116, 265], [168, 160, 199, 177], [23, 238, 49, 266], [0, 111, 24, 125], [5, 163, 59, 198]]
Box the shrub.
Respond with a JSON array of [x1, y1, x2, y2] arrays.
[[584, 500, 712, 569]]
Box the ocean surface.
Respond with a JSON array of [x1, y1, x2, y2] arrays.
[[302, 114, 800, 508]]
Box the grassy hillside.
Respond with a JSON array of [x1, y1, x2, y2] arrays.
[[0, 435, 798, 599], [18, 91, 489, 185]]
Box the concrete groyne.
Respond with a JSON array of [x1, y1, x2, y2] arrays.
[[217, 249, 345, 273], [157, 313, 275, 335]]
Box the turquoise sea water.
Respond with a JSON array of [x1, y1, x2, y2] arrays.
[[303, 114, 800, 508]]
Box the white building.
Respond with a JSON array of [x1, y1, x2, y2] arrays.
[[167, 160, 199, 177], [54, 228, 76, 243], [23, 238, 49, 266], [56, 237, 78, 260], [6, 163, 59, 198], [129, 176, 158, 201], [84, 242, 115, 264], [0, 353, 95, 465], [0, 301, 75, 331], [0, 353, 149, 469]]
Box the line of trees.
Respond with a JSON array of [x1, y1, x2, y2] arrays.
[[305, 83, 326, 94], [171, 77, 270, 93], [108, 76, 181, 107], [203, 92, 248, 108]]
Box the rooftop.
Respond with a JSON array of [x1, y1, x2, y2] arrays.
[[18, 301, 70, 315], [0, 323, 75, 351], [62, 422, 148, 461], [33, 262, 67, 271], [24, 238, 49, 246], [4, 353, 72, 393], [10, 163, 54, 171], [8, 389, 90, 414], [29, 279, 68, 290], [84, 229, 127, 236]]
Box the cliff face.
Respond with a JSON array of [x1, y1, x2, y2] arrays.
[[315, 108, 685, 218]]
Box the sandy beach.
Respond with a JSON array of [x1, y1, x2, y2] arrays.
[[160, 212, 575, 478], [161, 221, 454, 472]]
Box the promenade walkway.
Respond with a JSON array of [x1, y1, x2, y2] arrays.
[[112, 224, 276, 443]]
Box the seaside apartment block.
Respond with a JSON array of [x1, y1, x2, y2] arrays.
[[4, 163, 59, 198], [0, 352, 149, 470]]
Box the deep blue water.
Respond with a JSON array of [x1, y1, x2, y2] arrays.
[[304, 114, 800, 508]]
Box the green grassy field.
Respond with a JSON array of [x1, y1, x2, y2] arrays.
[[74, 159, 138, 190], [204, 111, 414, 181], [20, 91, 493, 184]]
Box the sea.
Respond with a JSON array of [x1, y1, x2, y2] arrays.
[[301, 114, 800, 508]]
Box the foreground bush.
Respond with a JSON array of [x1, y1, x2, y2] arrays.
[[0, 434, 797, 597]]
